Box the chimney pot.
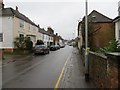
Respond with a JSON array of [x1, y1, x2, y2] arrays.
[[56, 33, 58, 36]]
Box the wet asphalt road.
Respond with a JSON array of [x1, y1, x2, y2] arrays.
[[3, 46, 73, 88]]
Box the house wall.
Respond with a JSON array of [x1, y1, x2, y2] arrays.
[[26, 23, 38, 46], [115, 20, 120, 43], [13, 16, 38, 47], [53, 36, 59, 45], [13, 17, 24, 40], [90, 22, 115, 50], [50, 36, 53, 43], [1, 16, 13, 49], [40, 33, 44, 41], [43, 34, 49, 45], [78, 24, 83, 50], [37, 32, 42, 40], [0, 15, 2, 48]]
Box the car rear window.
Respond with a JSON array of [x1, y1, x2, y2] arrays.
[[35, 45, 45, 48]]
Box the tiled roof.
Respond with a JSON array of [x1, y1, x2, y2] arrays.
[[38, 28, 54, 37], [1, 7, 57, 37], [1, 7, 38, 27], [88, 10, 112, 23]]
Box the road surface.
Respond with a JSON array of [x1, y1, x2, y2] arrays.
[[3, 45, 73, 88]]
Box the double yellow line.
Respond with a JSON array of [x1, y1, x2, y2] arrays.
[[54, 55, 70, 90]]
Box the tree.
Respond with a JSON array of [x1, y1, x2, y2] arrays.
[[25, 37, 33, 52], [35, 40, 44, 45], [14, 37, 25, 50], [14, 36, 33, 52]]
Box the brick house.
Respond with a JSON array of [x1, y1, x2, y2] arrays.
[[80, 10, 115, 51]]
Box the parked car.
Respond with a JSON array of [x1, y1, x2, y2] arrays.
[[55, 45, 60, 50], [50, 45, 56, 51], [34, 45, 49, 55], [60, 44, 65, 48]]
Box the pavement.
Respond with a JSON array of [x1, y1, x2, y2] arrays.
[[0, 53, 33, 68], [59, 47, 96, 88]]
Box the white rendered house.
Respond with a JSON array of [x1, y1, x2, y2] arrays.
[[0, 5, 39, 51]]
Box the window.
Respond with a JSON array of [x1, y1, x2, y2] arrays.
[[19, 34, 24, 42], [19, 34, 24, 38], [19, 20, 24, 28], [0, 33, 3, 42]]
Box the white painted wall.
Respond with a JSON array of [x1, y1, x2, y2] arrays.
[[1, 16, 13, 48], [115, 20, 120, 43], [0, 15, 2, 48], [77, 23, 83, 50], [44, 34, 48, 46]]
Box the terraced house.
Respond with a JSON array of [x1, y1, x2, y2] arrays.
[[0, 2, 64, 52], [38, 27, 54, 47], [0, 3, 39, 52]]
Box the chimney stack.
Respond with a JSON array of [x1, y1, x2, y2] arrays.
[[38, 24, 40, 28], [16, 6, 18, 11]]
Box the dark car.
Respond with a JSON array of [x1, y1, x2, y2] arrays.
[[50, 45, 56, 51], [34, 45, 50, 55]]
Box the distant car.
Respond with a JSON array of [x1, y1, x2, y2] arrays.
[[34, 45, 50, 55], [69, 43, 73, 46], [50, 45, 56, 51], [60, 44, 65, 48]]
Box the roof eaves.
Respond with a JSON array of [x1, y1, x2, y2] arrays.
[[113, 16, 120, 22], [11, 8, 38, 27]]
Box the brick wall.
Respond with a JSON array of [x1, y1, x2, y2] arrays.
[[88, 52, 108, 88], [81, 49, 120, 88], [106, 53, 120, 88], [90, 23, 115, 50]]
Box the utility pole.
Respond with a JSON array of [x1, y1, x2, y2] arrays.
[[85, 0, 89, 81]]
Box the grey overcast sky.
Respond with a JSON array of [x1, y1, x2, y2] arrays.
[[4, 0, 120, 40]]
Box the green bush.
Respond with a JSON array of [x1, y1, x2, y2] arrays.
[[14, 36, 33, 52], [98, 39, 120, 53], [35, 40, 44, 45]]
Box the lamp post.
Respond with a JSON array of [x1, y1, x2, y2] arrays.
[[85, 0, 89, 81]]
